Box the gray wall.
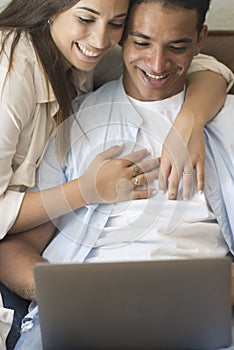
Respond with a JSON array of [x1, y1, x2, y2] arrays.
[[0, 0, 8, 11], [0, 0, 234, 29], [206, 0, 234, 30]]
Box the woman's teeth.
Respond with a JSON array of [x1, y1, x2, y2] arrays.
[[77, 43, 100, 57]]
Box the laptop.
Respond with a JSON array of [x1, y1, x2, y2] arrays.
[[34, 258, 232, 350]]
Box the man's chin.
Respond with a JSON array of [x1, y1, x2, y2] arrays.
[[137, 91, 171, 102]]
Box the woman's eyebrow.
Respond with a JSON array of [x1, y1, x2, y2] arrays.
[[77, 6, 100, 15], [77, 7, 127, 18]]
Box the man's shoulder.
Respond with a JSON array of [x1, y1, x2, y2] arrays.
[[80, 78, 124, 109], [216, 94, 234, 117], [206, 94, 234, 132], [224, 94, 234, 106]]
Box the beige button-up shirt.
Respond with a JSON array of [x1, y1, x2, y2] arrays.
[[0, 32, 94, 237], [0, 32, 233, 238]]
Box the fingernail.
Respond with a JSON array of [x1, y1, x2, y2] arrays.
[[198, 190, 203, 195], [152, 190, 157, 196], [183, 197, 189, 201]]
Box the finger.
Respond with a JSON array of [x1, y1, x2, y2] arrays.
[[131, 168, 159, 188], [98, 144, 125, 160], [136, 158, 160, 173], [145, 168, 160, 183], [122, 148, 151, 166], [195, 162, 204, 193], [129, 158, 159, 177], [182, 169, 194, 200], [131, 188, 157, 200], [158, 162, 171, 193], [131, 175, 143, 187], [156, 156, 161, 165], [167, 167, 180, 200]]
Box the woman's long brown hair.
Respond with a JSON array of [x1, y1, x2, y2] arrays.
[[0, 0, 80, 159], [0, 0, 137, 161]]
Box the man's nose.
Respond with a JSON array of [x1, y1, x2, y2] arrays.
[[147, 47, 170, 73]]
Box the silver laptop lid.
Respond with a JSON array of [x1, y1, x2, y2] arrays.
[[34, 258, 232, 350]]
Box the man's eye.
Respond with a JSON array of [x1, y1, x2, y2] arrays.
[[134, 41, 149, 47], [78, 17, 94, 24], [109, 22, 124, 29], [170, 46, 186, 52]]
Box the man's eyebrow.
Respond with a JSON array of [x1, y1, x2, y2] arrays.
[[113, 13, 128, 19], [129, 32, 192, 44], [77, 7, 127, 18], [168, 37, 192, 44], [129, 31, 151, 40]]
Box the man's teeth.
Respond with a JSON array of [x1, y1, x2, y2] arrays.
[[77, 43, 100, 57], [145, 72, 167, 80]]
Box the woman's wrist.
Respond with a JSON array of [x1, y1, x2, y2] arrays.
[[176, 105, 206, 130]]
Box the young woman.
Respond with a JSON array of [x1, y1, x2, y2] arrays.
[[0, 0, 233, 348]]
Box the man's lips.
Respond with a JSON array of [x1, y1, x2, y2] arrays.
[[139, 68, 171, 86], [145, 71, 169, 81]]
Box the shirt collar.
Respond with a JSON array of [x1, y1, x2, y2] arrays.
[[34, 56, 91, 105], [33, 55, 57, 104]]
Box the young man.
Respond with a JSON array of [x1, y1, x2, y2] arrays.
[[12, 0, 234, 349]]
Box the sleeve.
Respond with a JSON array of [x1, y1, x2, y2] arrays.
[[0, 58, 36, 238], [188, 53, 234, 92], [31, 137, 66, 192], [26, 136, 67, 226]]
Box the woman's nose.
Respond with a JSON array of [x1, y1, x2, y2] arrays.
[[90, 24, 109, 49]]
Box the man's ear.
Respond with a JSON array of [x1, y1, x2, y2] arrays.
[[195, 25, 208, 55]]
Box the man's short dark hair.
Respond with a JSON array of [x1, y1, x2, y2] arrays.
[[129, 0, 211, 33]]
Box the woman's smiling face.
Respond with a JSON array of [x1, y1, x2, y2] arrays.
[[50, 0, 129, 71]]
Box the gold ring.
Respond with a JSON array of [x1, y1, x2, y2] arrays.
[[182, 170, 194, 176], [134, 176, 141, 186], [133, 166, 141, 175]]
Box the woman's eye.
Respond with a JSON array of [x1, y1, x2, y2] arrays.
[[78, 17, 94, 24]]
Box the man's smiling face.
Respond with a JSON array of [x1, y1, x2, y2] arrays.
[[123, 2, 207, 101]]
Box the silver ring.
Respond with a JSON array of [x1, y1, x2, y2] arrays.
[[133, 166, 141, 175], [134, 176, 141, 186], [182, 170, 194, 176]]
